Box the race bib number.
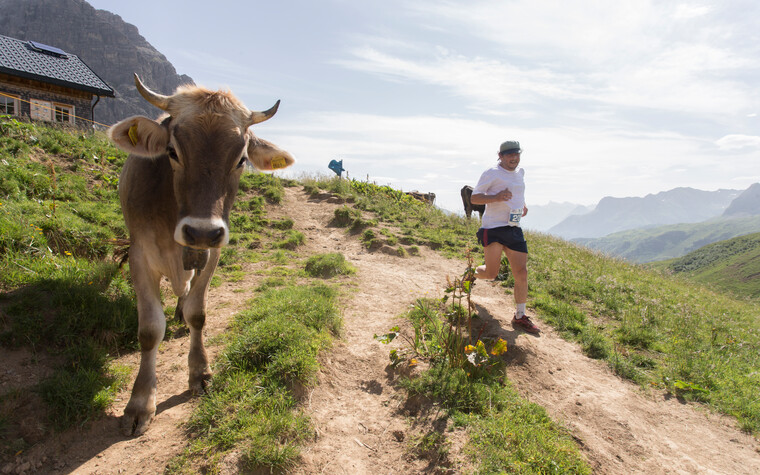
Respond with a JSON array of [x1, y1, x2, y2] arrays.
[[508, 208, 522, 225]]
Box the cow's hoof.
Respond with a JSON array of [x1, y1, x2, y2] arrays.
[[121, 406, 155, 436], [189, 371, 212, 396]]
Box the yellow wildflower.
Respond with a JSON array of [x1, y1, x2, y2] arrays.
[[491, 338, 508, 356]]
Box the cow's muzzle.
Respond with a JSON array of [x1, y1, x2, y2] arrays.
[[182, 224, 225, 247], [175, 217, 229, 248]]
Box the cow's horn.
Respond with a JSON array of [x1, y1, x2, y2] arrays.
[[134, 73, 170, 111], [249, 100, 280, 125]]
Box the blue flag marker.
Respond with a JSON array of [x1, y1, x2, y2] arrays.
[[328, 159, 345, 176]]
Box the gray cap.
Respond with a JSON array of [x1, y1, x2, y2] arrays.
[[499, 140, 521, 154]]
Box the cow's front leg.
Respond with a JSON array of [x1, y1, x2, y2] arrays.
[[123, 260, 165, 436], [178, 249, 220, 394]]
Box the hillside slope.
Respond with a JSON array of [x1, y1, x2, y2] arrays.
[[655, 232, 760, 299], [3, 186, 759, 474]]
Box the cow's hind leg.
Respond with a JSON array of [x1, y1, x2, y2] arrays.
[[180, 249, 220, 395], [123, 255, 165, 436]]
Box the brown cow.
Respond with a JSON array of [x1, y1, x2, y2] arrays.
[[108, 74, 294, 436], [461, 185, 485, 219]]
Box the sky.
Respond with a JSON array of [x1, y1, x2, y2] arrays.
[[86, 0, 760, 214]]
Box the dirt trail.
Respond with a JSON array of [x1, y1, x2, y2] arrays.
[[3, 186, 759, 474], [279, 187, 760, 474]]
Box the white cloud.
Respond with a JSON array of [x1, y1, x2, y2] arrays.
[[716, 134, 760, 150], [337, 47, 589, 109], [337, 1, 759, 121], [408, 0, 659, 65], [673, 3, 711, 20]]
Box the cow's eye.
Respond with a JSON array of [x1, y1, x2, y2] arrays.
[[237, 156, 248, 169], [167, 146, 179, 162]]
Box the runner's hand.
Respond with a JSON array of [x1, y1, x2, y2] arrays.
[[495, 188, 512, 201]]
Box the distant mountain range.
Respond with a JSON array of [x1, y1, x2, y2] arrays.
[[573, 184, 760, 262], [0, 0, 193, 125], [522, 184, 760, 263], [522, 202, 594, 232], [548, 187, 743, 240], [576, 215, 760, 263]]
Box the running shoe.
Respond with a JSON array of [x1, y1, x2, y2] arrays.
[[512, 314, 540, 334]]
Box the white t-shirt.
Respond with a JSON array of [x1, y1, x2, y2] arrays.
[[473, 165, 526, 229]]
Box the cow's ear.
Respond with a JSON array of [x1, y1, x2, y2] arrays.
[[109, 116, 169, 158], [247, 134, 295, 171]]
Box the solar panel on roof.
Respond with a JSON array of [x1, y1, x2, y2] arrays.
[[28, 40, 68, 58]]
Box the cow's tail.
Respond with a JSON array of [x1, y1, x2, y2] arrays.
[[110, 238, 131, 268]]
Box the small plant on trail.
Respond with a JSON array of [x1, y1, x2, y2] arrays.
[[377, 251, 589, 472], [375, 251, 507, 377]]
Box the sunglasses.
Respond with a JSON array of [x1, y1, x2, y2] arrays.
[[499, 149, 521, 156]]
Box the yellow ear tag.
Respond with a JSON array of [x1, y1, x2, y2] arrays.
[[271, 156, 286, 169], [128, 124, 139, 146]]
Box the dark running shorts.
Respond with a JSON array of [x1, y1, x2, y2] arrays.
[[477, 226, 528, 253]]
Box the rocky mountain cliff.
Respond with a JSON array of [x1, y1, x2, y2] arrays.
[[0, 0, 193, 126]]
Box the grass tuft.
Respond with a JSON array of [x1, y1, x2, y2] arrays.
[[172, 284, 341, 473], [304, 253, 356, 278]]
